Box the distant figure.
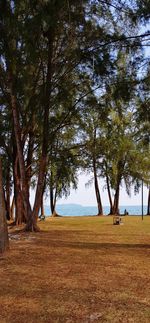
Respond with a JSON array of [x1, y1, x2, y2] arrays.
[[124, 209, 129, 215]]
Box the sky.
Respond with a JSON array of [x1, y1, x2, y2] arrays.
[[41, 173, 148, 207]]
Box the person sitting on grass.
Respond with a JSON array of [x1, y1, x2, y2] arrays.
[[124, 209, 129, 215]]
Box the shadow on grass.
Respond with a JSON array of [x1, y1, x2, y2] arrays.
[[49, 240, 150, 250], [8, 227, 150, 251]]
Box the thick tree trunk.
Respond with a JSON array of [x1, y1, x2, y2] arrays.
[[9, 73, 34, 230], [0, 159, 9, 254], [112, 185, 120, 215], [147, 188, 150, 215]]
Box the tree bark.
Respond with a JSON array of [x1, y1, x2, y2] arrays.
[[10, 196, 15, 220], [26, 130, 34, 191], [41, 196, 45, 217], [105, 162, 113, 214], [147, 188, 150, 215], [0, 159, 9, 254], [112, 184, 120, 215], [5, 166, 11, 220], [92, 128, 103, 215], [50, 188, 59, 217], [8, 72, 34, 230], [49, 171, 59, 217], [93, 157, 103, 215], [50, 184, 54, 215], [13, 148, 25, 225], [111, 160, 124, 215]]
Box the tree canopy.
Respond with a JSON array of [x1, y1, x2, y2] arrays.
[[0, 0, 149, 231]]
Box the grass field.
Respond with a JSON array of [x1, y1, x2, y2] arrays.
[[0, 216, 150, 323]]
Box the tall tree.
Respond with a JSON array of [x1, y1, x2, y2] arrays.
[[0, 158, 9, 253]]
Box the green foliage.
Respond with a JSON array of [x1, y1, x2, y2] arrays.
[[0, 0, 149, 212]]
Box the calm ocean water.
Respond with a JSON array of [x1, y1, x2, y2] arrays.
[[43, 204, 148, 216]]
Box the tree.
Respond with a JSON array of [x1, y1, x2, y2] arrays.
[[0, 158, 9, 253], [1, 0, 84, 230], [79, 105, 104, 215], [46, 126, 79, 216], [0, 0, 149, 227]]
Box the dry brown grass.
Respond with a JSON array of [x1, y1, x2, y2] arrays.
[[0, 216, 150, 322]]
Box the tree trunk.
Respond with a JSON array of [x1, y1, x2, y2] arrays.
[[10, 196, 15, 220], [13, 151, 25, 225], [93, 162, 103, 215], [92, 129, 103, 215], [41, 193, 45, 217], [49, 169, 59, 217], [111, 160, 124, 215], [50, 187, 58, 216], [0, 159, 9, 254], [112, 184, 120, 215], [50, 185, 54, 215], [9, 72, 34, 230], [147, 188, 150, 215], [26, 130, 34, 191], [5, 166, 11, 220], [105, 170, 113, 214]]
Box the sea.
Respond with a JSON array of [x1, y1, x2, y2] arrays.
[[43, 204, 148, 217]]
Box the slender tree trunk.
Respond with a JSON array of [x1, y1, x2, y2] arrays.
[[92, 128, 103, 215], [111, 160, 124, 215], [10, 196, 15, 220], [13, 152, 24, 225], [41, 196, 45, 217], [0, 159, 9, 254], [41, 180, 46, 217], [41, 176, 47, 218], [49, 169, 59, 217], [112, 175, 122, 215], [51, 189, 58, 217], [105, 168, 113, 214], [5, 166, 11, 220], [93, 157, 103, 215], [50, 185, 54, 215], [50, 187, 58, 216], [147, 188, 150, 215], [26, 130, 34, 191]]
